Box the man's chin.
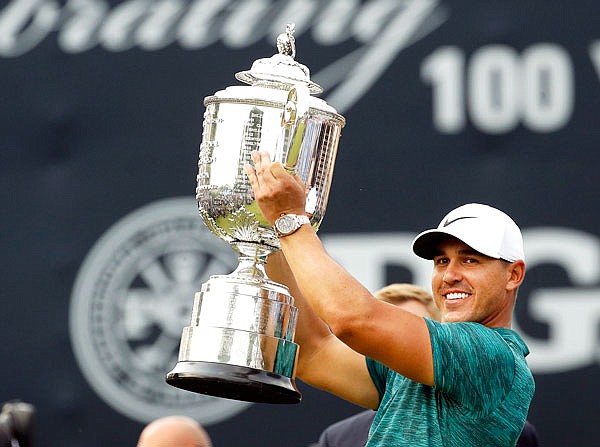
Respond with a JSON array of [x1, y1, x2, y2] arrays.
[[441, 311, 467, 323]]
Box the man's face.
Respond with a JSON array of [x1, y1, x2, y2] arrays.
[[431, 237, 516, 325]]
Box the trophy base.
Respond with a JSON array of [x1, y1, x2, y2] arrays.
[[166, 361, 302, 404]]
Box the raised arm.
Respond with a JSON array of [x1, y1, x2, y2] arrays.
[[246, 151, 434, 387], [266, 251, 378, 408]]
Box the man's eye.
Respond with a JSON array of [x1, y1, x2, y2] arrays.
[[434, 258, 448, 265]]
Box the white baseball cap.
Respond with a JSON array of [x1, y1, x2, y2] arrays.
[[412, 203, 525, 262]]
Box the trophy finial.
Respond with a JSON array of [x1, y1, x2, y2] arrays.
[[235, 21, 323, 94], [277, 23, 296, 59]]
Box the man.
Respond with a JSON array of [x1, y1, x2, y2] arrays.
[[318, 286, 539, 447], [247, 150, 534, 446], [137, 415, 212, 447], [319, 283, 440, 447]]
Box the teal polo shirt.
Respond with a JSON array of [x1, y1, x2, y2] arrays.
[[365, 319, 535, 446]]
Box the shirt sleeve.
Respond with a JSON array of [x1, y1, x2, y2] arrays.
[[425, 319, 516, 416], [365, 356, 387, 406]]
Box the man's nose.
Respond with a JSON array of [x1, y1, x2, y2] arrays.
[[443, 262, 462, 284]]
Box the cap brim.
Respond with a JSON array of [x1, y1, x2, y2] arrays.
[[412, 229, 457, 260]]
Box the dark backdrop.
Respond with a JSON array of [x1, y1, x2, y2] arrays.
[[1, 0, 599, 446]]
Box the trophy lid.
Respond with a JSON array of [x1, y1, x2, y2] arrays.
[[235, 24, 323, 95]]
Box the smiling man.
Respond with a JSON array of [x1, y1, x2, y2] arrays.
[[246, 152, 535, 446], [413, 203, 527, 327]]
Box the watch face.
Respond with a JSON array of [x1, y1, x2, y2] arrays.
[[276, 215, 297, 234]]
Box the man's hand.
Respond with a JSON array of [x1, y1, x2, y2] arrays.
[[244, 150, 307, 224]]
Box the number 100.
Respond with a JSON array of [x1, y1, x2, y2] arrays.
[[420, 44, 574, 134]]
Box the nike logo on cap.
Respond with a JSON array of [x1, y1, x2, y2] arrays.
[[442, 216, 477, 227]]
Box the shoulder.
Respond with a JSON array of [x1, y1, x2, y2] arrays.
[[427, 321, 527, 410], [426, 320, 524, 356], [426, 319, 499, 336]]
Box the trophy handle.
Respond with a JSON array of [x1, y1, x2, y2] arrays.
[[279, 84, 310, 174]]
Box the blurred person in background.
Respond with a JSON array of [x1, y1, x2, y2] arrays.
[[137, 415, 212, 447]]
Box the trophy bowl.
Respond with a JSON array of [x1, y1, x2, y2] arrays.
[[166, 24, 345, 404]]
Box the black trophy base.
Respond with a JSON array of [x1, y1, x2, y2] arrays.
[[166, 361, 302, 404]]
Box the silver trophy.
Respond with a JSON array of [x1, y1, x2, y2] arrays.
[[166, 24, 345, 404]]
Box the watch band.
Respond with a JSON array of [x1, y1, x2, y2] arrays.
[[274, 214, 310, 237]]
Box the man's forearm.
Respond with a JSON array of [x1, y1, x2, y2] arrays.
[[277, 225, 376, 337], [265, 250, 332, 375]]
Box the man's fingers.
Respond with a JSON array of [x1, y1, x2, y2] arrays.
[[250, 151, 261, 169], [244, 164, 258, 187], [258, 150, 271, 167], [249, 150, 305, 185], [251, 150, 271, 171], [269, 162, 289, 178]]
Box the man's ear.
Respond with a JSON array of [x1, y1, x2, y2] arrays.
[[507, 260, 526, 291]]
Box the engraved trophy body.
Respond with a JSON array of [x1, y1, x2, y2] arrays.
[[166, 25, 345, 404]]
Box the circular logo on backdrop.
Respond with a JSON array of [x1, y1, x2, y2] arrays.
[[69, 197, 252, 424]]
